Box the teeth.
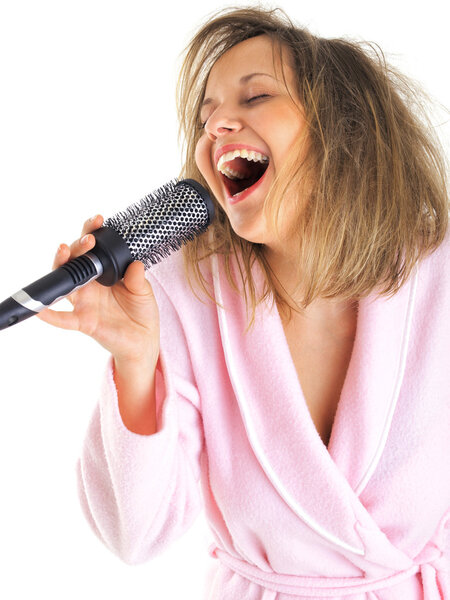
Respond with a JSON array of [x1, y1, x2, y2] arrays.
[[217, 148, 269, 177], [221, 167, 246, 180]]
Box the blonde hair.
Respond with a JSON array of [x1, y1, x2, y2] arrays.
[[176, 5, 449, 328]]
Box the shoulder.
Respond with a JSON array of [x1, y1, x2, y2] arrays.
[[144, 246, 214, 309], [410, 226, 450, 316], [145, 246, 186, 286], [417, 226, 450, 282]]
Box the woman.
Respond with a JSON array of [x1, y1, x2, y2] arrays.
[[39, 6, 450, 599]]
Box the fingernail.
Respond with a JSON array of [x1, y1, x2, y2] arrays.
[[81, 234, 90, 245], [89, 215, 98, 222]]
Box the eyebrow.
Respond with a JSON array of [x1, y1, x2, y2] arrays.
[[200, 72, 277, 108]]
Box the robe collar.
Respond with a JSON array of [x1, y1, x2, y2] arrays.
[[211, 250, 419, 558]]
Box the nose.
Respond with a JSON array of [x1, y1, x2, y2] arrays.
[[205, 105, 243, 140]]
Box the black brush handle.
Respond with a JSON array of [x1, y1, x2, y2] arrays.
[[0, 227, 133, 330]]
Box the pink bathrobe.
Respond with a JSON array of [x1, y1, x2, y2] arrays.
[[77, 229, 450, 599]]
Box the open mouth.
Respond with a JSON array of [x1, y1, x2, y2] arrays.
[[218, 154, 269, 198]]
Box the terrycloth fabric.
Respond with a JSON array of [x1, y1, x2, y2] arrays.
[[77, 229, 450, 599]]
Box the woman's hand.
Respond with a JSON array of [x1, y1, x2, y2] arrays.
[[37, 215, 160, 366]]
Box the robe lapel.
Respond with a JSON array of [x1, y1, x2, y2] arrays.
[[211, 251, 419, 557], [328, 264, 419, 495]]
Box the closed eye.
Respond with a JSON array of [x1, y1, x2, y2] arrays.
[[200, 94, 272, 129], [247, 94, 271, 103]]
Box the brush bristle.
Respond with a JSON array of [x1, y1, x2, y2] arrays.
[[103, 179, 212, 268]]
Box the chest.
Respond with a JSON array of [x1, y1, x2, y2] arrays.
[[281, 315, 357, 448]]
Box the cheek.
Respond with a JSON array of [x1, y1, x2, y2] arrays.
[[264, 106, 305, 160], [195, 135, 213, 179], [195, 136, 225, 205]]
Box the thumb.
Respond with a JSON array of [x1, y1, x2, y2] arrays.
[[122, 261, 153, 296]]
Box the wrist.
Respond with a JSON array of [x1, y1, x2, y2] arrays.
[[113, 348, 159, 374], [113, 353, 160, 435]]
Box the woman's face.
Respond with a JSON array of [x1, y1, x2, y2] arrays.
[[195, 35, 306, 246]]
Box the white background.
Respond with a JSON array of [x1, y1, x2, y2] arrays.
[[0, 1, 448, 598]]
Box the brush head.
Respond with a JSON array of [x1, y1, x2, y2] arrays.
[[103, 178, 214, 269]]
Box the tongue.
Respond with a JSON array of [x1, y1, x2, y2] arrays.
[[222, 156, 268, 196], [225, 157, 254, 179]]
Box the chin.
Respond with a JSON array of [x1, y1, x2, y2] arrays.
[[226, 219, 268, 246]]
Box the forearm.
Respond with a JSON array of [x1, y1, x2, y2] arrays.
[[113, 355, 159, 435], [79, 353, 204, 564]]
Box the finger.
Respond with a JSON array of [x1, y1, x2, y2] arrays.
[[68, 215, 105, 261], [68, 231, 97, 260], [122, 261, 153, 296], [52, 243, 71, 270], [36, 307, 80, 331], [81, 214, 104, 237]]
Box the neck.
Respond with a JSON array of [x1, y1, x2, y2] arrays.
[[261, 243, 358, 331]]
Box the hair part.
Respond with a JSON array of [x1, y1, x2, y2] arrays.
[[176, 5, 449, 330]]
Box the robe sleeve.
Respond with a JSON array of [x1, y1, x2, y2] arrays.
[[76, 270, 205, 565]]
